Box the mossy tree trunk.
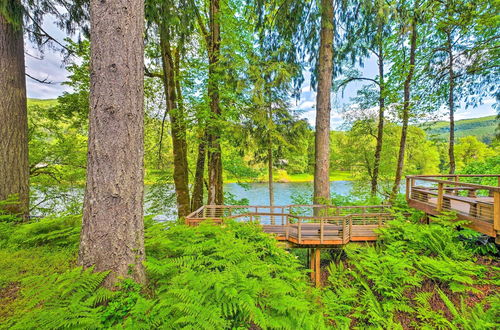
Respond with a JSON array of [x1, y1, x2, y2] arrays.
[[191, 135, 206, 211], [446, 30, 456, 174], [371, 23, 385, 197], [390, 14, 418, 202], [206, 0, 224, 205], [313, 0, 334, 205], [159, 22, 190, 218], [0, 12, 29, 219]]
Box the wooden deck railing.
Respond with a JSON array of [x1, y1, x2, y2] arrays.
[[186, 204, 393, 245], [406, 174, 500, 238]]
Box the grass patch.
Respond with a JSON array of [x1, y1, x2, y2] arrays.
[[27, 98, 58, 108]]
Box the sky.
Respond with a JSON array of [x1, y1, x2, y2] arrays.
[[26, 19, 497, 129]]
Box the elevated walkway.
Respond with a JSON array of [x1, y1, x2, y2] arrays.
[[186, 204, 393, 246], [406, 175, 499, 241]]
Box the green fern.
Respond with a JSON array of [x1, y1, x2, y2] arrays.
[[6, 267, 112, 329], [436, 288, 499, 330]]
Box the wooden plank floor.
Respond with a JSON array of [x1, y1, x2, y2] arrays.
[[426, 196, 494, 215], [408, 199, 496, 237]]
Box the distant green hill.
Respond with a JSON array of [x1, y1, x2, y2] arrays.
[[423, 115, 498, 144], [28, 98, 58, 108]]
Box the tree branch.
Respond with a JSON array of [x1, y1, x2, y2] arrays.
[[144, 66, 164, 80], [26, 73, 53, 84]]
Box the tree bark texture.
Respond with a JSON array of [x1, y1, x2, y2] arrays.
[[207, 0, 223, 205], [446, 31, 456, 174], [159, 24, 190, 218], [371, 26, 385, 197], [268, 147, 274, 207], [79, 0, 146, 286], [191, 135, 206, 211], [0, 12, 29, 218], [313, 0, 334, 205], [390, 16, 418, 202]]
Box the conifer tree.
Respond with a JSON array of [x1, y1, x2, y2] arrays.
[[79, 0, 146, 286], [0, 0, 87, 218]]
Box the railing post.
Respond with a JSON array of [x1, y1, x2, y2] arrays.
[[406, 177, 410, 201], [320, 218, 324, 244], [437, 183, 444, 211], [315, 248, 321, 287], [298, 218, 302, 243], [494, 192, 500, 242], [349, 215, 353, 242], [285, 215, 289, 240]]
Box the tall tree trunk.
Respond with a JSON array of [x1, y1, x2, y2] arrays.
[[79, 0, 146, 286], [268, 146, 275, 224], [267, 105, 274, 208], [191, 135, 206, 211], [0, 13, 29, 218], [371, 24, 385, 197], [159, 23, 190, 217], [390, 16, 418, 202], [446, 31, 456, 174], [207, 0, 223, 205], [313, 0, 334, 205], [268, 147, 274, 206]]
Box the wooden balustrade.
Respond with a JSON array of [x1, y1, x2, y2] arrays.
[[186, 204, 393, 246], [406, 174, 500, 240]]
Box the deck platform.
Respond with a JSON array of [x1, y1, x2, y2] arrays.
[[406, 174, 500, 240], [186, 204, 393, 246]]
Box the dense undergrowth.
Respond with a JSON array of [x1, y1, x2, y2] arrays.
[[0, 216, 323, 329], [322, 211, 499, 329], [0, 202, 498, 329]]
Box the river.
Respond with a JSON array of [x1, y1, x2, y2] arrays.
[[224, 181, 354, 205], [31, 180, 363, 218]]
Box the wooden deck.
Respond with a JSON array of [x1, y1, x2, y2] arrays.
[[186, 204, 394, 246], [406, 174, 500, 240]]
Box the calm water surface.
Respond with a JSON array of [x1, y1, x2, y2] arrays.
[[224, 181, 354, 205], [32, 181, 358, 218]]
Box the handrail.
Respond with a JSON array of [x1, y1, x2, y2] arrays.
[[408, 174, 499, 178], [187, 210, 391, 221], [186, 205, 205, 219], [199, 204, 392, 209], [407, 176, 500, 192]]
